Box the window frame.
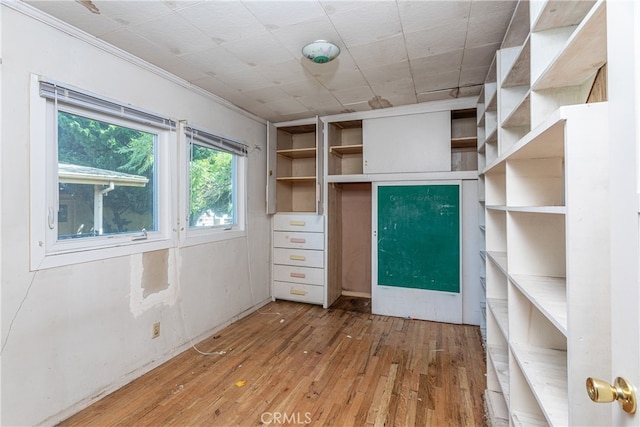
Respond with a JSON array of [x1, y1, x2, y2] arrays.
[[179, 122, 247, 247], [29, 75, 177, 270]]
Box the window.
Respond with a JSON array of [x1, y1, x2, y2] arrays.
[[183, 125, 247, 244], [189, 144, 235, 228], [30, 77, 176, 269], [57, 111, 157, 239]]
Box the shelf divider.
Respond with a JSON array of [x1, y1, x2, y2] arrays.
[[277, 147, 317, 159], [329, 144, 363, 157], [510, 344, 568, 427], [510, 274, 567, 335]]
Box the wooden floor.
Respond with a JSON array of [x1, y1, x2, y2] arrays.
[[60, 298, 487, 426]]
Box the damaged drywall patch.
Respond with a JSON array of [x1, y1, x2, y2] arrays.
[[368, 96, 393, 109], [142, 250, 169, 298], [130, 249, 178, 317], [76, 0, 100, 14]]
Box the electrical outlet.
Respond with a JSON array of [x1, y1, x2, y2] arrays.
[[152, 322, 160, 339]]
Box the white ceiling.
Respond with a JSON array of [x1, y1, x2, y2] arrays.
[[24, 0, 517, 122]]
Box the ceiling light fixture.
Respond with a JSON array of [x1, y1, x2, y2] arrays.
[[302, 40, 341, 64]]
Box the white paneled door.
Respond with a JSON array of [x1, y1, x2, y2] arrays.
[[606, 1, 640, 425]]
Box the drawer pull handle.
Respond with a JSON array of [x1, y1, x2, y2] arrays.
[[290, 238, 306, 243], [290, 255, 306, 261], [290, 221, 305, 226], [290, 272, 306, 278], [290, 289, 307, 296]]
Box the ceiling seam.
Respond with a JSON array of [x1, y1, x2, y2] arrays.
[[396, 1, 417, 104], [457, 1, 474, 97]]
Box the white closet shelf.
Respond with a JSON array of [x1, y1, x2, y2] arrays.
[[487, 298, 509, 341], [477, 86, 487, 119], [488, 345, 510, 404], [511, 411, 548, 427], [485, 390, 509, 427], [486, 57, 497, 86], [510, 344, 568, 427], [502, 0, 530, 49], [532, 0, 606, 90], [486, 89, 498, 111], [276, 176, 316, 183], [487, 251, 508, 276], [506, 206, 565, 214], [486, 205, 508, 212], [486, 103, 606, 173], [510, 274, 567, 335], [478, 140, 486, 154], [277, 147, 317, 159], [484, 158, 506, 178], [501, 91, 531, 128], [329, 144, 363, 157], [502, 37, 531, 88], [532, 0, 597, 32], [477, 105, 486, 126], [485, 121, 498, 141]]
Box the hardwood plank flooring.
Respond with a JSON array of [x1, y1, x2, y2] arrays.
[[328, 296, 372, 314], [60, 299, 486, 426]]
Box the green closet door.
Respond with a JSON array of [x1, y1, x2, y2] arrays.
[[377, 184, 460, 293]]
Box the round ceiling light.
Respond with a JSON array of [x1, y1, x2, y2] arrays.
[[302, 40, 341, 64]]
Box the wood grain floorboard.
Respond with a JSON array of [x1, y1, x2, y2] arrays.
[[59, 299, 486, 426]]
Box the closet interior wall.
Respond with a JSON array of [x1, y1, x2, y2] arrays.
[[327, 183, 372, 299]]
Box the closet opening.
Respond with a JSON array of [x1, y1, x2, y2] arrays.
[[327, 182, 372, 304]]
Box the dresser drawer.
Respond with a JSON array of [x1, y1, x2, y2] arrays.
[[273, 213, 323, 232], [273, 265, 323, 286], [273, 281, 323, 305], [273, 248, 324, 268], [273, 231, 324, 250]]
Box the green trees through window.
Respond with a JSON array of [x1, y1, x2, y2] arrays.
[[189, 144, 234, 228], [57, 111, 155, 238], [56, 111, 237, 239]]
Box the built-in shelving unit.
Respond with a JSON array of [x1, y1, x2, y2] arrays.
[[498, 2, 531, 154], [270, 121, 321, 213], [327, 120, 363, 176], [477, 63, 491, 350], [480, 58, 499, 165], [268, 120, 326, 306], [322, 104, 479, 317], [451, 109, 478, 171], [478, 1, 610, 425]]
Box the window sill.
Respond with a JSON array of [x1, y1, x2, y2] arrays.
[[180, 228, 246, 248], [31, 237, 176, 271]]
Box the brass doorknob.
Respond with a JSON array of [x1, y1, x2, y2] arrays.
[[586, 377, 637, 414]]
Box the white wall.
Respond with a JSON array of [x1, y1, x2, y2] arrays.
[[0, 5, 270, 426]]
